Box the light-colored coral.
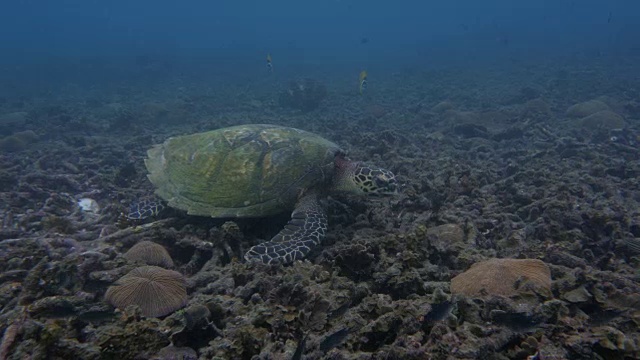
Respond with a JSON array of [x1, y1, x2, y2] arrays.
[[123, 241, 174, 268], [427, 224, 466, 252], [450, 258, 552, 298], [428, 224, 465, 243], [0, 130, 39, 152], [580, 110, 625, 130], [431, 100, 455, 113], [105, 266, 187, 317], [596, 95, 625, 114], [566, 99, 610, 118]]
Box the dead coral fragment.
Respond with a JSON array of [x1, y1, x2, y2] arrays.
[[105, 266, 187, 317], [124, 241, 174, 268], [450, 258, 551, 298]]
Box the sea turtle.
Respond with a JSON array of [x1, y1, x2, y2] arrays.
[[128, 124, 397, 264]]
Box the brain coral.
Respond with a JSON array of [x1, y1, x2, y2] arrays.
[[450, 258, 552, 298]]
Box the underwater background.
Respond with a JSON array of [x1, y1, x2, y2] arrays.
[[1, 0, 640, 359]]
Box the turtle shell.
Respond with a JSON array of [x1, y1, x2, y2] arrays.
[[145, 124, 341, 217]]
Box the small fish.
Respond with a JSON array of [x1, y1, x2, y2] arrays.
[[359, 70, 367, 94], [360, 37, 370, 44], [422, 301, 454, 323], [290, 333, 307, 360], [319, 328, 350, 353], [607, 11, 612, 23], [497, 34, 510, 47], [266, 53, 273, 73], [491, 311, 540, 332], [527, 351, 541, 360], [328, 300, 351, 320]]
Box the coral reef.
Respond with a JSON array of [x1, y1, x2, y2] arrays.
[[105, 266, 188, 318], [0, 130, 38, 152], [123, 241, 175, 268], [579, 109, 625, 129], [566, 99, 610, 117], [1, 56, 640, 359]]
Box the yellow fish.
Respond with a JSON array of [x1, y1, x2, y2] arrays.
[[359, 70, 367, 94], [266, 53, 273, 73]]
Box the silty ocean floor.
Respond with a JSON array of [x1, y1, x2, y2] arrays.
[[0, 56, 640, 360]]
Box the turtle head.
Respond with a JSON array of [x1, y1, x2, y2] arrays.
[[352, 163, 398, 195], [334, 157, 397, 195]]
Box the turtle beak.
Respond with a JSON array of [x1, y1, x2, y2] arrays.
[[373, 174, 398, 196]]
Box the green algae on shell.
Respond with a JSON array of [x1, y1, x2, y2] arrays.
[[145, 124, 340, 218]]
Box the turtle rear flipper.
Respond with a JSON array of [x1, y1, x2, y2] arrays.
[[127, 198, 165, 220], [245, 194, 327, 264]]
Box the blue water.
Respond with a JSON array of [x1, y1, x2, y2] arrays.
[[1, 0, 638, 72]]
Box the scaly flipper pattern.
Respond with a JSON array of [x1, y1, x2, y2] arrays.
[[244, 193, 327, 264], [127, 198, 165, 220]]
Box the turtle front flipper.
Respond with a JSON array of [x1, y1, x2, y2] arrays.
[[244, 194, 327, 264]]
